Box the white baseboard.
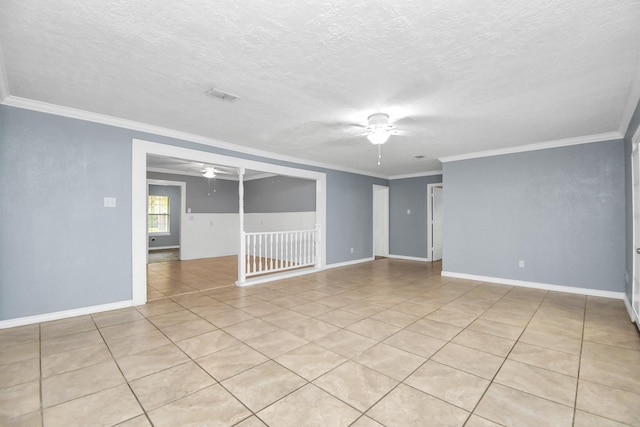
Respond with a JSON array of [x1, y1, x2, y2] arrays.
[[325, 257, 374, 269], [236, 267, 321, 287], [236, 256, 375, 286], [0, 300, 134, 329], [441, 271, 626, 300], [387, 254, 430, 262], [148, 245, 180, 251], [624, 294, 637, 323]]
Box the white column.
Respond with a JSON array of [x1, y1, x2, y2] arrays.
[[237, 167, 246, 285]]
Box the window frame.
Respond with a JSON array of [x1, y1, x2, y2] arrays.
[[148, 194, 171, 236]]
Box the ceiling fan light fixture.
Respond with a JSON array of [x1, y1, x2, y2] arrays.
[[367, 130, 391, 145], [366, 113, 393, 145], [202, 167, 216, 178]]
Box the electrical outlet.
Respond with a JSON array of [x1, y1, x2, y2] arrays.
[[350, 247, 354, 254], [518, 260, 525, 268]]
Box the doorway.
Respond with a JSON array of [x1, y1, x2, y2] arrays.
[[427, 184, 443, 261], [147, 179, 186, 262], [632, 141, 640, 329], [132, 139, 327, 305], [373, 185, 389, 257]]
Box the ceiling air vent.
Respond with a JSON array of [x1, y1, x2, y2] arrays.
[[205, 87, 240, 102]]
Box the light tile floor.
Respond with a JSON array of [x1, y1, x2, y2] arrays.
[[2, 258, 640, 426]]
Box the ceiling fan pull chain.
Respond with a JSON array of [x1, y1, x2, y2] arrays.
[[377, 144, 382, 165]]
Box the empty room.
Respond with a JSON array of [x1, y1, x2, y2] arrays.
[[1, 2, 640, 426]]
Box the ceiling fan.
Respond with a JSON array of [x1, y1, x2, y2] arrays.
[[293, 110, 432, 165], [200, 165, 229, 178], [364, 113, 401, 165]]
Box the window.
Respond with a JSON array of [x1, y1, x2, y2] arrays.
[[148, 195, 170, 234]]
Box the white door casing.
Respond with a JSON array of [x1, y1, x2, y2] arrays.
[[427, 184, 443, 261], [147, 179, 186, 260], [132, 139, 327, 306], [632, 142, 640, 328], [373, 185, 389, 257]]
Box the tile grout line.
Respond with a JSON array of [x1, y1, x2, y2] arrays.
[[13, 260, 637, 426], [411, 282, 533, 425], [571, 295, 588, 426], [89, 314, 155, 427], [458, 287, 549, 424], [141, 294, 271, 424], [38, 322, 44, 427], [346, 279, 512, 425]]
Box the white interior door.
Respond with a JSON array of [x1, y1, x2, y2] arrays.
[[373, 185, 389, 257], [431, 186, 443, 261], [632, 145, 640, 326]]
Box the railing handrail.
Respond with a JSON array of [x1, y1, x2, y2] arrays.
[[243, 228, 317, 236]]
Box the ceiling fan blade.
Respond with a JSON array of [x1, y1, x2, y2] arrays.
[[200, 165, 235, 175], [326, 133, 368, 146]]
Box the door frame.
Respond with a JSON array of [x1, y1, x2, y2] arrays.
[[132, 139, 327, 306], [631, 126, 640, 329], [147, 179, 186, 260], [426, 183, 443, 262], [372, 184, 389, 257]]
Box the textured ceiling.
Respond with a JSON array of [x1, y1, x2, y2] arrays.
[[147, 155, 269, 181], [1, 1, 640, 176]]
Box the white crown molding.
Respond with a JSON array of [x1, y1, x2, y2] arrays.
[[0, 42, 10, 103], [619, 50, 640, 137], [438, 131, 623, 163], [0, 96, 389, 180], [441, 271, 625, 300], [388, 170, 443, 180]]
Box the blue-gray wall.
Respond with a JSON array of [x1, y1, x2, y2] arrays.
[[326, 171, 388, 264], [245, 176, 315, 213], [148, 184, 181, 248], [624, 99, 640, 302], [0, 105, 388, 320], [443, 140, 626, 291], [0, 106, 133, 320], [389, 175, 443, 258], [147, 172, 316, 214], [147, 171, 238, 213]]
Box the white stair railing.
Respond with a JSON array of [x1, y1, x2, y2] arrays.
[[239, 224, 320, 282]]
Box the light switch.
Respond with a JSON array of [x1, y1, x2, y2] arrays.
[[104, 197, 117, 208]]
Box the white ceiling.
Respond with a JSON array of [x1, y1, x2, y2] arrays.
[[1, 1, 639, 177]]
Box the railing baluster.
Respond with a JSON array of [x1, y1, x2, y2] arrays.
[[242, 228, 319, 277], [285, 233, 289, 268], [302, 232, 306, 265], [267, 234, 273, 270], [279, 232, 283, 269], [253, 235, 257, 273], [245, 235, 250, 274]]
